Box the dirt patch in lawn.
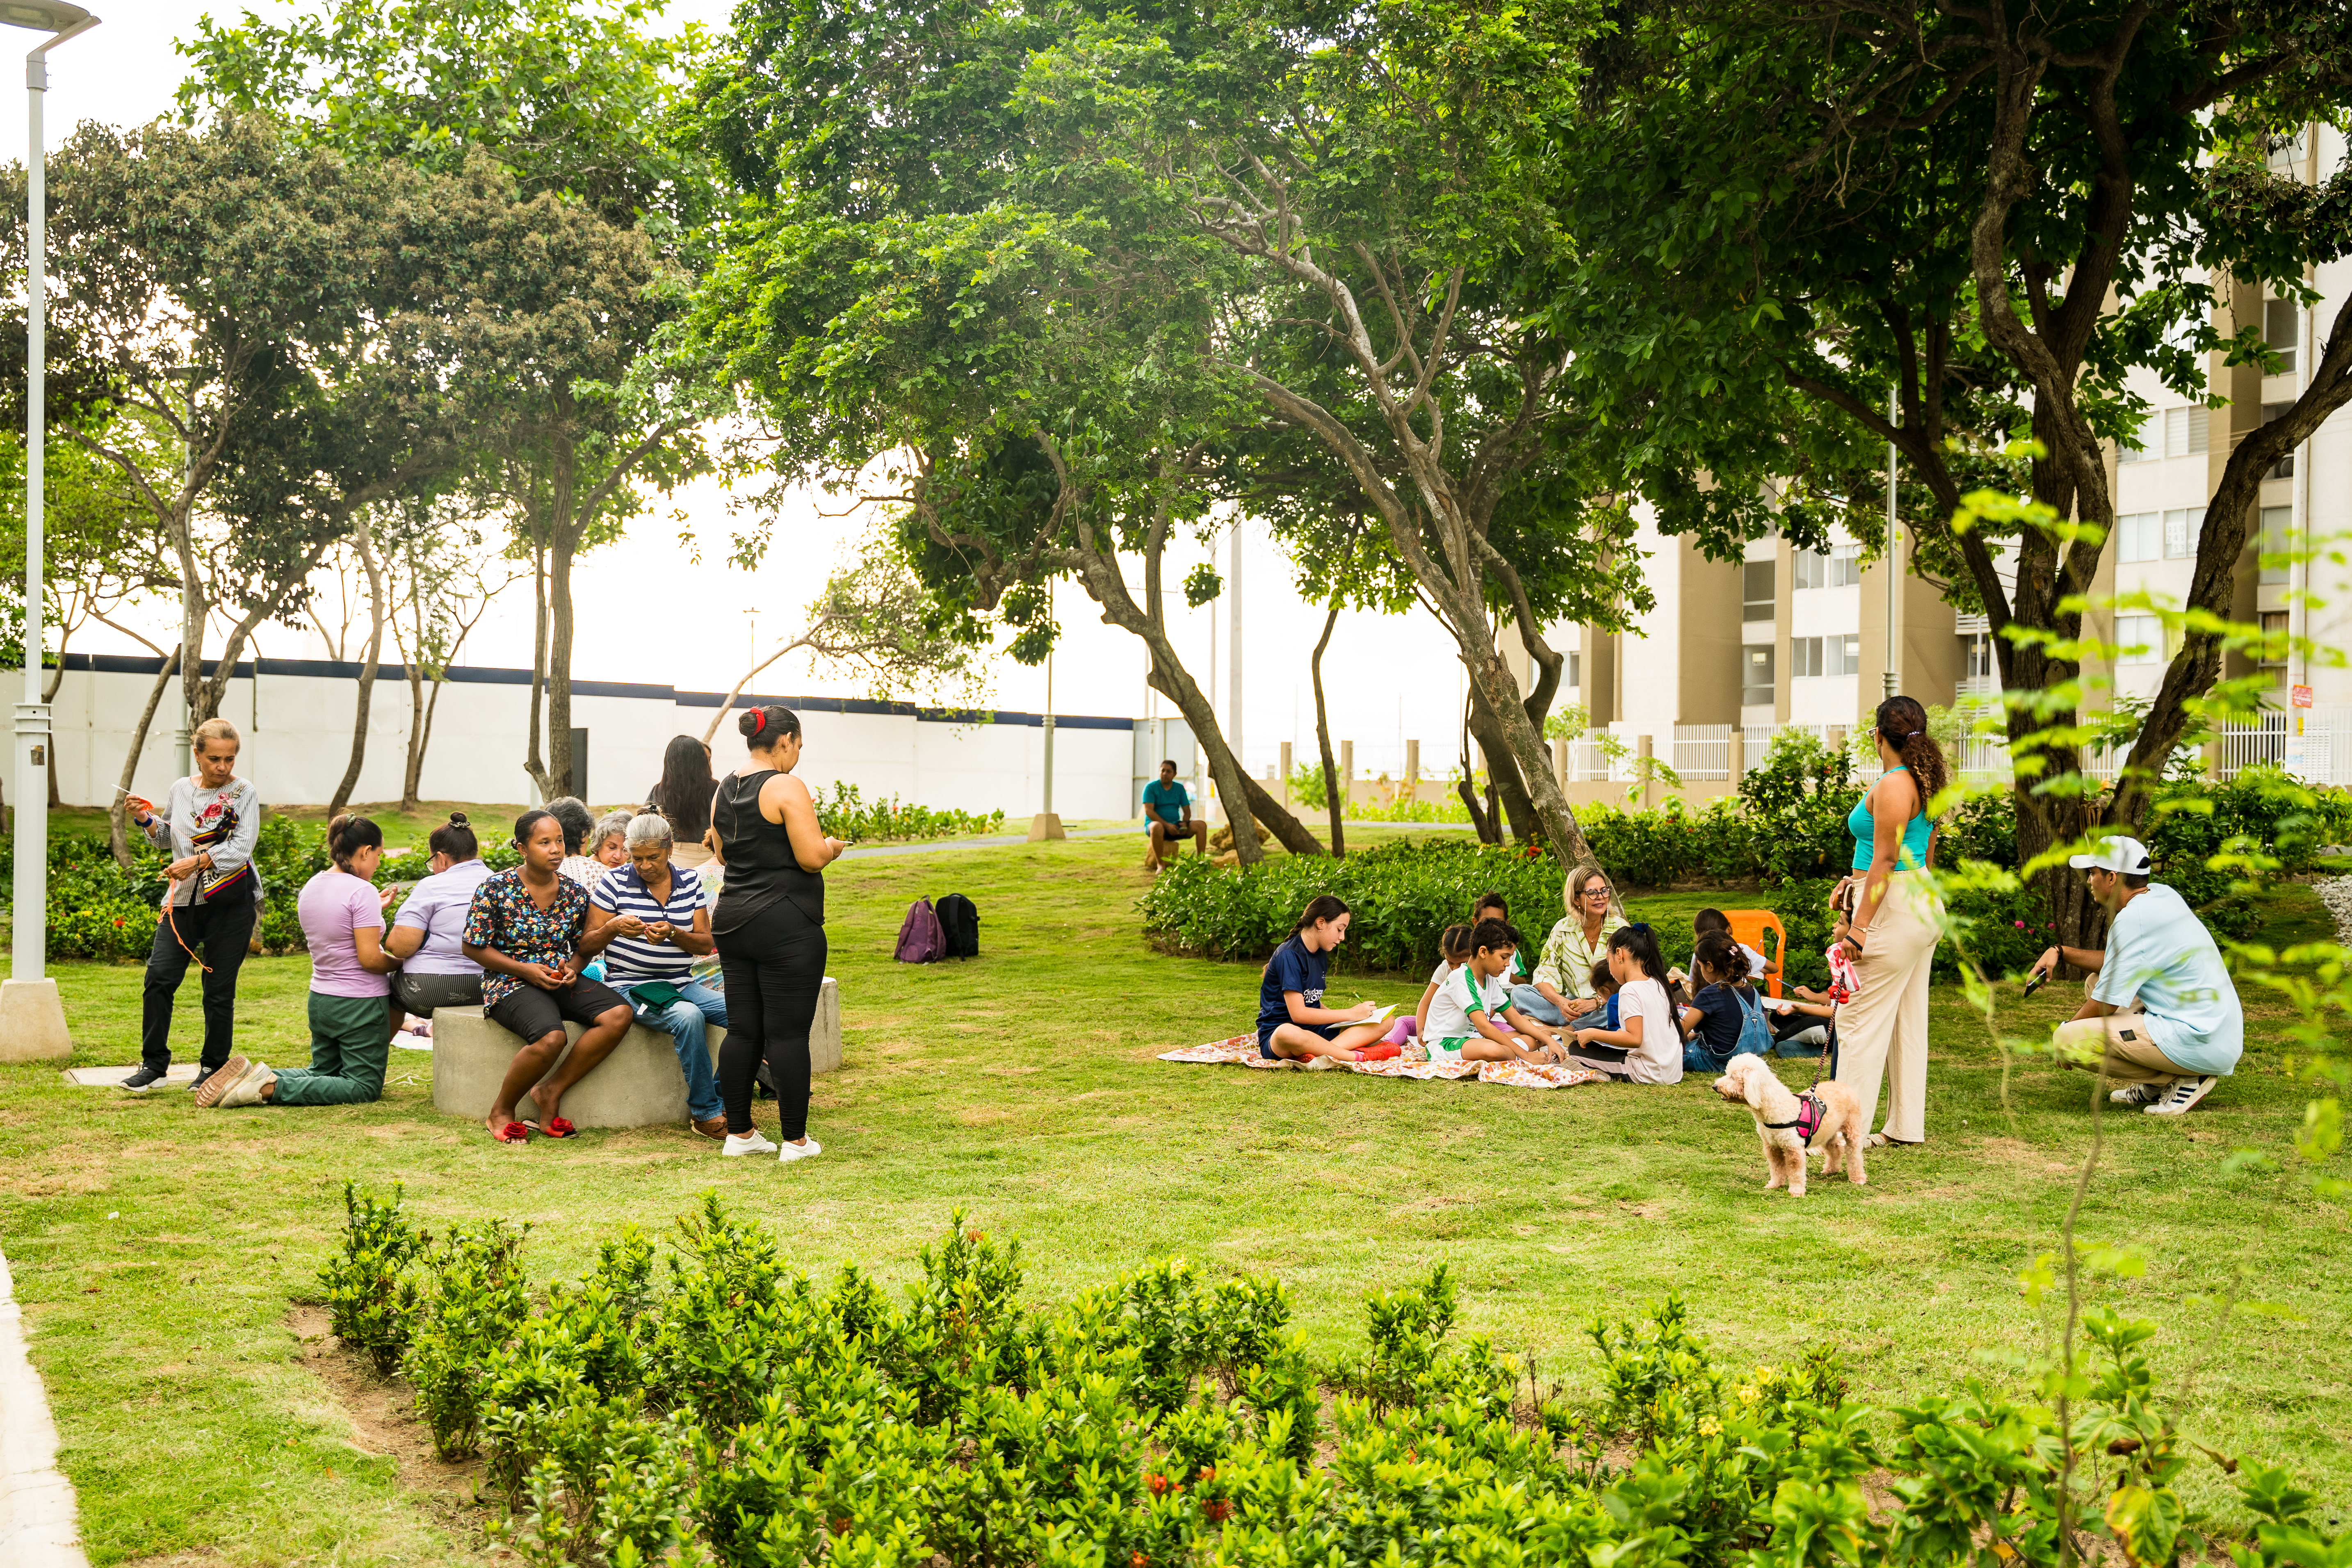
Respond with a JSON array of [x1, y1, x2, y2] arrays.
[[287, 1305, 493, 1536]]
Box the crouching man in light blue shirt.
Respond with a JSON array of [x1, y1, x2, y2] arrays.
[[2026, 835, 2242, 1117]]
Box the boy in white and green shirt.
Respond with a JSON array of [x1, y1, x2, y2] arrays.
[[1421, 920, 1567, 1066]]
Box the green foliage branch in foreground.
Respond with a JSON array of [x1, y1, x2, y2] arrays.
[[314, 1191, 2351, 1567]]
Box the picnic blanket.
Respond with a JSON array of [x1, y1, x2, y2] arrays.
[[1160, 1035, 1604, 1090]]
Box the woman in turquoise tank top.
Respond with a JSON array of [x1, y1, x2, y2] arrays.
[[1830, 695, 1949, 1149]]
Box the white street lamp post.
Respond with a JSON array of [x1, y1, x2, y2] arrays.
[[2, 2, 100, 1065]]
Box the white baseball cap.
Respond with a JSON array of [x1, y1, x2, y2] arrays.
[[2068, 835, 2151, 874]]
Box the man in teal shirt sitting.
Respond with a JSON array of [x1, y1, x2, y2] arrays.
[[2029, 835, 2243, 1117], [1142, 760, 1207, 871]]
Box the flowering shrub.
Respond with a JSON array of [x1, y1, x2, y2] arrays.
[[318, 1193, 2345, 1568]]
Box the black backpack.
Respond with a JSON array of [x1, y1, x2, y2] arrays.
[[935, 893, 980, 959]]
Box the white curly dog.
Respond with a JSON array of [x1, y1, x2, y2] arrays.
[[1712, 1053, 1866, 1198]]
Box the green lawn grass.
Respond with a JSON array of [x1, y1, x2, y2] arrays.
[[1, 827, 2347, 1566]]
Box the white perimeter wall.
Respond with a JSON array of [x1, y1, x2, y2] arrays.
[[45, 657, 1139, 824]]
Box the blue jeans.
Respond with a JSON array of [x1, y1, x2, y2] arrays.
[[616, 979, 726, 1123], [1509, 985, 1567, 1026]]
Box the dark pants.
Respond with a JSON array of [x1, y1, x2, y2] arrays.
[[716, 899, 827, 1139], [141, 894, 257, 1071], [392, 969, 484, 1016]]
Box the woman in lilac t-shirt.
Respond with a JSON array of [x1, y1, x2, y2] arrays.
[[196, 815, 402, 1109]]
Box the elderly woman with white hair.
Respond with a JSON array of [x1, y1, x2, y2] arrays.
[[583, 812, 728, 1139]]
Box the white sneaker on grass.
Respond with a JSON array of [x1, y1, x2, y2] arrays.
[[196, 1057, 272, 1109], [2109, 1083, 2167, 1107], [721, 1131, 778, 1157], [2144, 1075, 2217, 1116], [777, 1137, 822, 1164]]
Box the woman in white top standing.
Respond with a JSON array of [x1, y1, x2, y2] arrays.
[[122, 717, 264, 1095]]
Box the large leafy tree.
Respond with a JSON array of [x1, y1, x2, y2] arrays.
[[1565, 0, 2352, 940], [180, 0, 720, 800], [694, 0, 1791, 867]]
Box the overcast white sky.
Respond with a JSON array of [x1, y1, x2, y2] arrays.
[[12, 0, 1485, 781]]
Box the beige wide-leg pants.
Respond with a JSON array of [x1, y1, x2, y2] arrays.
[[1832, 871, 1942, 1143]]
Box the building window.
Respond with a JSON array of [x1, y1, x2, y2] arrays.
[[1794, 545, 1863, 589], [2263, 402, 2295, 479], [2261, 611, 2289, 680], [1964, 633, 1994, 680], [1743, 560, 1775, 620], [1791, 635, 1861, 678], [2164, 405, 2210, 458], [2164, 507, 2202, 558], [2117, 511, 2162, 563], [2260, 504, 2293, 586], [2265, 298, 2300, 374], [1567, 650, 1581, 691], [2115, 614, 2163, 665], [2269, 125, 2311, 173], [1742, 645, 1774, 707]]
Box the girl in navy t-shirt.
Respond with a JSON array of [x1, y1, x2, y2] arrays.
[[1256, 895, 1391, 1064]]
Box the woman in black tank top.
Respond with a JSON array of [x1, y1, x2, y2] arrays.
[[709, 705, 844, 1161]]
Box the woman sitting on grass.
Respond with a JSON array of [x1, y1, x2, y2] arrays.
[[1414, 918, 1567, 1067], [197, 815, 402, 1110], [1566, 924, 1682, 1082], [1257, 895, 1394, 1067], [461, 808, 638, 1144]]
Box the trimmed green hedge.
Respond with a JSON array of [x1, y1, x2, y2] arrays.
[[320, 1189, 2346, 1568]]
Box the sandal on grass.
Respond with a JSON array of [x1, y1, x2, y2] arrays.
[[489, 1120, 531, 1146], [530, 1116, 579, 1139]]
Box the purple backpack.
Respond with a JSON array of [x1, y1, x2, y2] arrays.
[[894, 897, 946, 963]]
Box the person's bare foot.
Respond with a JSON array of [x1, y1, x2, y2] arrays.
[[485, 1113, 529, 1144]]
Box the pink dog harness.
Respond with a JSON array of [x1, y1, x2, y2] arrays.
[[1766, 1091, 1827, 1143]]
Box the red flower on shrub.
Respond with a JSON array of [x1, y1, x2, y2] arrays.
[[1202, 1500, 1232, 1524], [1146, 1472, 1170, 1495]]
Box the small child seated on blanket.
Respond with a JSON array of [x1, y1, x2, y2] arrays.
[[1386, 923, 1473, 1048], [1405, 919, 1565, 1067], [1472, 891, 1534, 986], [1587, 957, 1620, 1032], [1567, 923, 1682, 1082]]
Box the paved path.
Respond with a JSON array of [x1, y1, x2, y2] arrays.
[[0, 1251, 89, 1568], [835, 817, 1463, 862]]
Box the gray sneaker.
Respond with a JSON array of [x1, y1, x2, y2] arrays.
[[2109, 1082, 2166, 1107], [121, 1062, 169, 1092], [2144, 1075, 2217, 1116]]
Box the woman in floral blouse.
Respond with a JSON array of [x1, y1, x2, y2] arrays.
[[1512, 864, 1627, 1026], [461, 808, 634, 1144]]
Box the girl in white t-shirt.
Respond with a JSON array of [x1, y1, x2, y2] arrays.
[[1413, 920, 1565, 1066], [1567, 924, 1683, 1083]]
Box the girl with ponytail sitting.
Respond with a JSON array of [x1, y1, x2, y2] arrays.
[[1255, 896, 1394, 1066], [196, 815, 402, 1109], [384, 811, 495, 1024]]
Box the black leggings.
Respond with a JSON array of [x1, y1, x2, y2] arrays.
[[716, 898, 827, 1138], [141, 894, 256, 1070]]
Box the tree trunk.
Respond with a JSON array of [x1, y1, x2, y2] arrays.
[[524, 517, 551, 798], [1465, 673, 1540, 842], [1456, 693, 1501, 844], [42, 658, 63, 809], [110, 645, 182, 868], [327, 511, 389, 818], [545, 518, 579, 798], [1310, 596, 1345, 858]]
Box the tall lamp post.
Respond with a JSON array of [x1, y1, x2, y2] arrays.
[[2, 2, 100, 1065]]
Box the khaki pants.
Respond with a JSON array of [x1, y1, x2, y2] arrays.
[[2053, 982, 2191, 1084], [1832, 871, 1941, 1143]]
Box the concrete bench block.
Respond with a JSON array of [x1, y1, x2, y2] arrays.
[[430, 976, 841, 1129]]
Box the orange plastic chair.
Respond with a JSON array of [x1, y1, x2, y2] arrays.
[[1724, 910, 1786, 999]]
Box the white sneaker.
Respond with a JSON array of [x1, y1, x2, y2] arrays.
[[196, 1057, 273, 1109], [777, 1137, 822, 1163], [2144, 1076, 2217, 1116], [721, 1131, 778, 1157], [2109, 1083, 2166, 1107]]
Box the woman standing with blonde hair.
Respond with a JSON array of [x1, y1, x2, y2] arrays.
[[123, 717, 263, 1094], [1830, 694, 1948, 1147]]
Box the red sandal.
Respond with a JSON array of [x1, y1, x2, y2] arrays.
[[489, 1120, 530, 1145], [538, 1116, 578, 1139]]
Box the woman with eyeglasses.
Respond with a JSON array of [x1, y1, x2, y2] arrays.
[[1514, 864, 1625, 1027]]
